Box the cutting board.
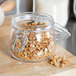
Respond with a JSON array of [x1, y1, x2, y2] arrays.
[[0, 16, 76, 76]]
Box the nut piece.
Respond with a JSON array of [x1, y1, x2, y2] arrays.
[[61, 60, 70, 64]]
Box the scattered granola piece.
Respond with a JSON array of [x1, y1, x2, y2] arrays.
[[49, 55, 70, 67]]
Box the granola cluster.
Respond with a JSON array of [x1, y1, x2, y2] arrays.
[[10, 22, 55, 61], [49, 55, 70, 67]]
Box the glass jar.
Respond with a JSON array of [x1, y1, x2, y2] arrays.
[[34, 0, 69, 27], [9, 12, 70, 62], [74, 0, 76, 17]]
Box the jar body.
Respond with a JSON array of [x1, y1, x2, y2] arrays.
[[9, 12, 55, 62], [35, 0, 69, 27], [9, 29, 55, 62]]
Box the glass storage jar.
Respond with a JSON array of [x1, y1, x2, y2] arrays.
[[73, 0, 76, 17], [9, 12, 70, 62], [34, 0, 69, 27]]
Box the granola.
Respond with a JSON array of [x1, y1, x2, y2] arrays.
[[49, 55, 70, 67]]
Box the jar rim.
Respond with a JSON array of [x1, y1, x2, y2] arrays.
[[11, 12, 54, 32]]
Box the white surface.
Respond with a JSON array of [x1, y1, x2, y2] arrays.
[[0, 6, 4, 26]]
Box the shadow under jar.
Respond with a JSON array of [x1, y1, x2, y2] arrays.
[[9, 12, 70, 62]]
